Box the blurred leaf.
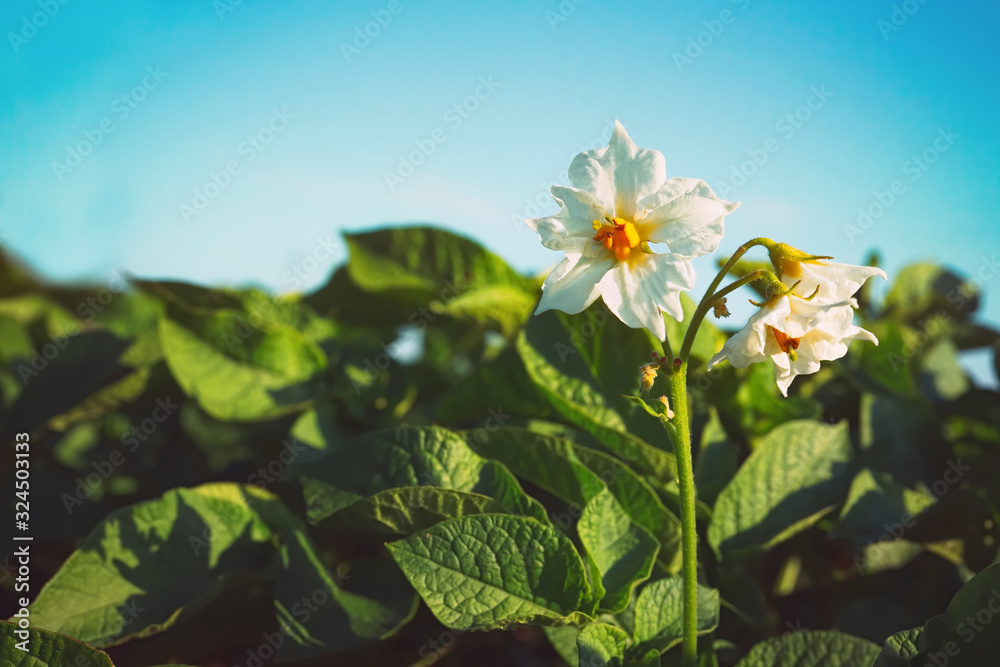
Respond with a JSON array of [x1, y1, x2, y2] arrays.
[[736, 631, 881, 666], [632, 577, 719, 654], [47, 366, 152, 432], [918, 339, 970, 402], [6, 330, 131, 434], [860, 393, 937, 487], [735, 363, 822, 440], [832, 468, 936, 542], [846, 320, 917, 395], [577, 622, 628, 666], [695, 408, 738, 507], [387, 514, 595, 629], [0, 620, 114, 666], [883, 263, 978, 322], [708, 420, 854, 562], [909, 562, 1000, 665], [158, 311, 326, 422], [343, 226, 538, 334]]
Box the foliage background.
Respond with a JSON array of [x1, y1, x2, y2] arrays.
[[2, 225, 1000, 665]]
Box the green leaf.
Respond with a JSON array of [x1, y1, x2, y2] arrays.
[[314, 486, 509, 535], [734, 362, 822, 439], [387, 514, 595, 629], [516, 331, 677, 483], [578, 489, 659, 612], [27, 483, 415, 659], [874, 627, 923, 666], [911, 562, 1000, 665], [557, 302, 659, 384], [8, 330, 131, 433], [848, 321, 916, 395], [695, 408, 738, 507], [831, 468, 936, 542], [577, 623, 629, 666], [883, 262, 978, 323], [158, 311, 326, 421], [474, 428, 682, 566], [47, 366, 152, 432], [0, 620, 114, 666], [708, 420, 854, 562], [343, 226, 538, 334], [632, 577, 720, 653], [545, 625, 582, 666], [300, 426, 546, 526], [736, 630, 881, 666], [918, 339, 970, 402]]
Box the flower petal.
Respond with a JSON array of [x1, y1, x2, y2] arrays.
[[784, 260, 887, 301], [636, 177, 740, 258], [709, 296, 791, 369], [598, 254, 695, 341], [525, 185, 609, 254], [535, 254, 615, 315], [568, 121, 666, 221], [782, 298, 858, 339]]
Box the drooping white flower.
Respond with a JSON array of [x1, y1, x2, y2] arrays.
[[708, 294, 878, 396], [525, 121, 740, 340], [777, 257, 887, 302]]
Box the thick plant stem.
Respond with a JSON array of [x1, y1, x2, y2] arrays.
[[668, 361, 698, 667]]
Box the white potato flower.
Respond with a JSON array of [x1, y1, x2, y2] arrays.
[[708, 294, 878, 396], [776, 255, 887, 302], [525, 121, 739, 341]]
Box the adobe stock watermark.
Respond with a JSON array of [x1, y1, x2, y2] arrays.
[[341, 0, 406, 62], [546, 0, 588, 30], [672, 0, 752, 73], [878, 0, 931, 40], [246, 436, 310, 489], [924, 587, 1000, 667], [843, 127, 958, 243], [234, 579, 351, 667], [509, 118, 616, 236], [8, 0, 72, 54], [281, 235, 341, 290], [715, 85, 833, 198], [179, 107, 294, 223], [384, 75, 501, 191], [52, 66, 169, 182]]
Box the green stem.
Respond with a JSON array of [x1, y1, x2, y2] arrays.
[[677, 238, 770, 361], [678, 268, 779, 361], [666, 239, 775, 666], [668, 361, 698, 667]]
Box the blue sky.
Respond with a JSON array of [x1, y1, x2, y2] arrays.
[[2, 0, 998, 378]]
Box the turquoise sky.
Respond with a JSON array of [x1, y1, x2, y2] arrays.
[[2, 1, 998, 377]]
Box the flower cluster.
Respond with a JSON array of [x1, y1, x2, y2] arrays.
[[525, 122, 884, 395]]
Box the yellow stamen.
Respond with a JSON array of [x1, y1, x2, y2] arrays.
[[593, 217, 641, 261]]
